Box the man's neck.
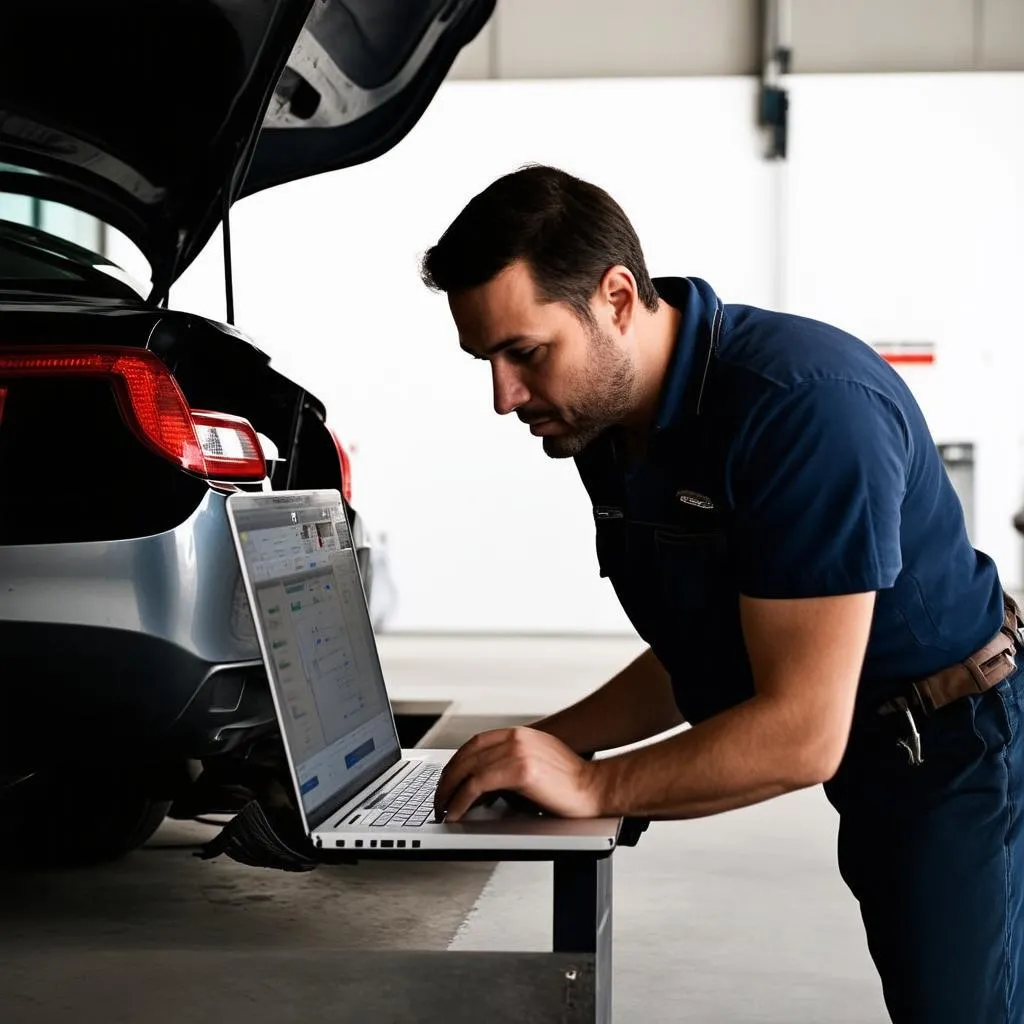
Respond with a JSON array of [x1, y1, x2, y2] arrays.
[[619, 298, 681, 446]]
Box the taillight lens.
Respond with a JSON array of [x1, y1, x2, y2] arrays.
[[191, 410, 265, 480], [0, 347, 266, 481], [328, 426, 353, 504]]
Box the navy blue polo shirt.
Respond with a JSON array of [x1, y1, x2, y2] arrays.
[[576, 277, 1005, 723]]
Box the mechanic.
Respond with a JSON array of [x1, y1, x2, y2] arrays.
[[421, 165, 1024, 1024]]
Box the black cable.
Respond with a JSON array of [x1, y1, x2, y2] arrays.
[[222, 190, 235, 324], [194, 815, 235, 827]]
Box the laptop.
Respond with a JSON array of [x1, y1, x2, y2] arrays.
[[225, 489, 621, 854]]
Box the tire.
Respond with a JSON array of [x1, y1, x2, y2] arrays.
[[0, 770, 172, 867]]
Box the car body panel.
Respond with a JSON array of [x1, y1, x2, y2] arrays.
[[0, 489, 258, 661]]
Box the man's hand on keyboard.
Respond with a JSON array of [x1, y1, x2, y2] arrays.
[[433, 727, 604, 823]]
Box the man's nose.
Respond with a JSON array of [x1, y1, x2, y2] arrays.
[[491, 363, 529, 416]]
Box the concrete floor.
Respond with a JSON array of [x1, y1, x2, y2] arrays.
[[1, 635, 891, 1022], [1, 817, 493, 952], [0, 816, 497, 1023]]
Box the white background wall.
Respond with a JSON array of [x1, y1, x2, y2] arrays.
[[106, 73, 1024, 633], [784, 73, 1024, 589]]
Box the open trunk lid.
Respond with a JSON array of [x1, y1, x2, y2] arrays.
[[0, 0, 494, 301]]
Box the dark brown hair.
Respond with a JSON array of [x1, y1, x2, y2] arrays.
[[420, 165, 659, 323]]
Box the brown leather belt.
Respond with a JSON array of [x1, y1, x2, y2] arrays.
[[879, 593, 1024, 720]]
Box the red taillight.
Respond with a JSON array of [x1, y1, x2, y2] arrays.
[[0, 347, 265, 481], [190, 409, 265, 480], [328, 426, 353, 504]]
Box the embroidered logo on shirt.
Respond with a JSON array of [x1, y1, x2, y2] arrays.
[[676, 490, 715, 510]]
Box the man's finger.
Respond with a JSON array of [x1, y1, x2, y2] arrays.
[[433, 731, 516, 815], [433, 753, 475, 819], [443, 761, 522, 822], [434, 743, 521, 820], [434, 744, 506, 818]]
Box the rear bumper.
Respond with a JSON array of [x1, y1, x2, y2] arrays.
[[0, 621, 275, 763], [0, 489, 373, 767]]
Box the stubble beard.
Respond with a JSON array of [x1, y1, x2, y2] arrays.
[[542, 325, 641, 459]]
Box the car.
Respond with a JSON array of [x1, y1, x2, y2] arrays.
[[0, 0, 495, 865]]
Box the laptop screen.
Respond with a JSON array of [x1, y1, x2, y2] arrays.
[[228, 490, 401, 830]]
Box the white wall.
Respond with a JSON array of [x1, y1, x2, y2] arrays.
[[157, 78, 775, 634], [105, 73, 1024, 630], [784, 73, 1024, 588]]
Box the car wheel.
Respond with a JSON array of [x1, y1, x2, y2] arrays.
[[0, 770, 173, 867]]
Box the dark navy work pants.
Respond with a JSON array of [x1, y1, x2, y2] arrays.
[[825, 655, 1024, 1023]]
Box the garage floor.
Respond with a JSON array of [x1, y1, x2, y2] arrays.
[[3, 634, 895, 1021]]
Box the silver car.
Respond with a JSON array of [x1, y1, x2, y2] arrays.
[[0, 0, 494, 864]]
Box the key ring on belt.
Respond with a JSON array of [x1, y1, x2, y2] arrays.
[[892, 697, 924, 767], [876, 593, 1023, 768]]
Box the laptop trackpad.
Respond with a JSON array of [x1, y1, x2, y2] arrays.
[[459, 803, 508, 823], [460, 791, 547, 822]]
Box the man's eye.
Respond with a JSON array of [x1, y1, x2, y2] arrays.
[[510, 347, 539, 364]]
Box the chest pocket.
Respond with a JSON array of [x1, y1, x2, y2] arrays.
[[595, 498, 734, 644], [653, 522, 732, 610]]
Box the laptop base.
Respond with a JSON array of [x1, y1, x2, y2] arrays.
[[314, 748, 620, 853]]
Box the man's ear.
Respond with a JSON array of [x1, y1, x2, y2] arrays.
[[597, 265, 639, 336]]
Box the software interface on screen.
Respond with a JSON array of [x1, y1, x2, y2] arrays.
[[235, 500, 398, 818]]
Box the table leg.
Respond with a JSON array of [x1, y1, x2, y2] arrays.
[[553, 854, 613, 1024]]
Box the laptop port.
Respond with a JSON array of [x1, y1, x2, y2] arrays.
[[355, 840, 363, 848], [335, 840, 345, 848], [370, 840, 377, 848], [397, 840, 406, 848], [412, 840, 421, 849], [380, 840, 395, 849]]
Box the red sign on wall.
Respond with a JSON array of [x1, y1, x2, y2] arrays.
[[871, 341, 936, 365]]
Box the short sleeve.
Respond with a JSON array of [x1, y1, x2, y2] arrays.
[[727, 379, 910, 599]]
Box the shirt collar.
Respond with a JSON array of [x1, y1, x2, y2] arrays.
[[648, 276, 723, 457]]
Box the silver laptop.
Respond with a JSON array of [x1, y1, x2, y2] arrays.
[[226, 489, 620, 854]]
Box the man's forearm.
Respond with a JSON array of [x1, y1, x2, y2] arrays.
[[531, 648, 685, 754], [592, 692, 834, 819]]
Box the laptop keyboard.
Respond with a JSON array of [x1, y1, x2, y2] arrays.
[[360, 764, 444, 829]]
